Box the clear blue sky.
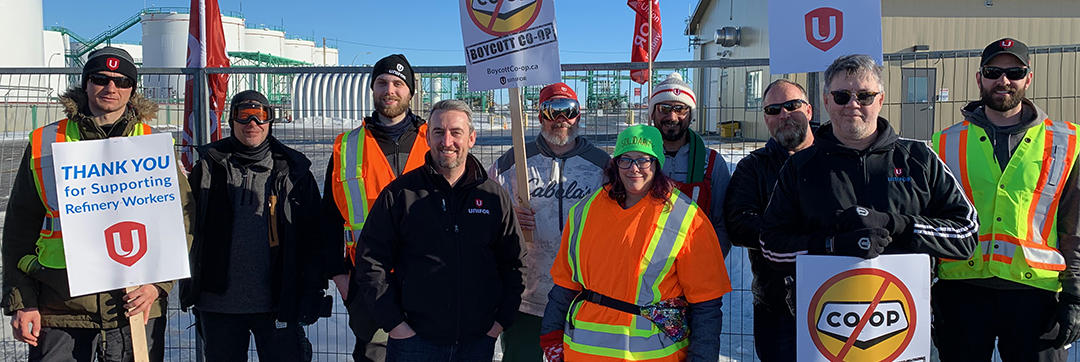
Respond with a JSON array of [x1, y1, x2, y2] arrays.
[[43, 0, 702, 66]]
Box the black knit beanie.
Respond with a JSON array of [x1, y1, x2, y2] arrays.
[[371, 54, 415, 95], [82, 47, 137, 89]]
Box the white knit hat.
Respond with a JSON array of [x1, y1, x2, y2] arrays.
[[648, 72, 697, 111]]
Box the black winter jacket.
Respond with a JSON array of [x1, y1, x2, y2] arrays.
[[180, 137, 332, 324], [760, 118, 978, 272], [354, 153, 524, 345], [724, 138, 795, 311]]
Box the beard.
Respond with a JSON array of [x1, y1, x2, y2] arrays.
[[541, 123, 579, 147], [657, 120, 689, 141], [375, 94, 410, 119], [435, 146, 466, 170], [774, 120, 808, 150], [980, 83, 1025, 112]]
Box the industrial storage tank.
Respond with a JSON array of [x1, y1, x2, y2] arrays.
[[283, 37, 315, 64], [0, 1, 44, 67], [244, 26, 284, 57], [221, 15, 245, 53], [311, 46, 339, 65], [42, 30, 69, 68], [291, 73, 370, 121], [141, 10, 188, 67]]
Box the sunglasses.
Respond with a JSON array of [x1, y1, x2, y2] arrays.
[[87, 73, 135, 89], [830, 90, 880, 106], [540, 98, 580, 121], [656, 103, 690, 116], [615, 156, 655, 170], [234, 104, 271, 125], [981, 66, 1029, 81], [762, 99, 808, 115]]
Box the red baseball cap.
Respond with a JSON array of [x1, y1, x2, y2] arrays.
[[539, 82, 577, 104]]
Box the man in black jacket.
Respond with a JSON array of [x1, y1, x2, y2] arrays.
[[725, 79, 814, 361], [180, 90, 332, 361], [760, 54, 978, 274], [354, 99, 524, 361]]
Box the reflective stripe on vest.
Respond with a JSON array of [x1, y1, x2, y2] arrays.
[[562, 189, 696, 359], [331, 123, 428, 264], [934, 118, 1079, 291], [29, 119, 152, 268]]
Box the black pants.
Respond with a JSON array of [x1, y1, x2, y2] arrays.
[[932, 279, 1066, 362], [347, 289, 387, 362], [195, 310, 312, 362], [28, 317, 165, 362], [753, 303, 796, 362]]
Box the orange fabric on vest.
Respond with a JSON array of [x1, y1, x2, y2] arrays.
[[551, 192, 732, 362]]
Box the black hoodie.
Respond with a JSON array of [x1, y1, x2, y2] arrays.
[[759, 118, 979, 272]]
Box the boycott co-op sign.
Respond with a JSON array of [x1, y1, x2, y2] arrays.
[[53, 133, 189, 297], [459, 0, 561, 91], [797, 255, 930, 361], [767, 0, 883, 74]]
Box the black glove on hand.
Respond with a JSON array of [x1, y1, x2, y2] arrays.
[[835, 206, 908, 235], [1054, 292, 1080, 349], [827, 228, 891, 259]]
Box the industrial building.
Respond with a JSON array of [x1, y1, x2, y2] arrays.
[[685, 0, 1080, 140]]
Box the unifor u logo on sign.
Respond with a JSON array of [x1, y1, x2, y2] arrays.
[[805, 7, 843, 52], [104, 221, 148, 267]]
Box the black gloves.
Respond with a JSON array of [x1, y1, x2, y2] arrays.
[[836, 206, 908, 236], [1054, 292, 1080, 349], [826, 228, 892, 259]]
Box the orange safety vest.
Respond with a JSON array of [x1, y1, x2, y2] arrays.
[[331, 123, 428, 265], [26, 119, 152, 269]]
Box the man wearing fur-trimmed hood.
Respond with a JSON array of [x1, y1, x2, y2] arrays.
[[1, 47, 194, 361]]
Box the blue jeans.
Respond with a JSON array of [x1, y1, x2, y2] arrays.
[[387, 334, 496, 362]]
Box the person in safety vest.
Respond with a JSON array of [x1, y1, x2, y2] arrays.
[[759, 54, 978, 335], [648, 72, 732, 258], [179, 90, 332, 361], [1, 47, 194, 361], [930, 38, 1080, 361], [725, 79, 815, 362], [354, 100, 524, 361], [540, 125, 732, 362], [321, 54, 428, 362], [487, 82, 609, 362]]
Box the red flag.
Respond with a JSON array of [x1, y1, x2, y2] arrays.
[[182, 0, 230, 170], [628, 0, 661, 84]]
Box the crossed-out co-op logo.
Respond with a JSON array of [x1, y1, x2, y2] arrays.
[[468, 0, 542, 36], [808, 268, 916, 361]]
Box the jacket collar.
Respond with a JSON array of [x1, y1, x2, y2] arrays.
[[422, 151, 487, 190], [58, 87, 158, 139], [961, 98, 1047, 135], [200, 136, 312, 176]]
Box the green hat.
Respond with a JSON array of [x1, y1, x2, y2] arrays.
[[614, 125, 665, 168]]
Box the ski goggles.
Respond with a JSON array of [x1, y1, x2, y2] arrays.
[[540, 98, 580, 121], [234, 104, 272, 125], [87, 73, 135, 89], [763, 99, 808, 115], [655, 103, 691, 116], [829, 90, 880, 106], [981, 66, 1029, 81]]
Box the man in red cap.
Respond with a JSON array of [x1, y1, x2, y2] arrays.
[[488, 82, 609, 361]]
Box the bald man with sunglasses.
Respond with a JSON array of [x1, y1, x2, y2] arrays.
[[930, 38, 1080, 361]]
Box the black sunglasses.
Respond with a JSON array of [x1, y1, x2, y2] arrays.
[[656, 104, 690, 115], [763, 99, 808, 115], [87, 73, 135, 89], [540, 98, 580, 121], [830, 90, 880, 106], [615, 156, 655, 170], [981, 66, 1029, 81]]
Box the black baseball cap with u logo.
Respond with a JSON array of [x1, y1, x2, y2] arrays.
[[981, 38, 1030, 66]]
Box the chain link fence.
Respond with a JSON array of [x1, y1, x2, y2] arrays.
[[1, 44, 1078, 361]]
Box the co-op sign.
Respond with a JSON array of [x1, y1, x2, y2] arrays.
[[807, 268, 918, 361]]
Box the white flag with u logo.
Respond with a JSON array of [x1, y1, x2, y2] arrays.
[[767, 0, 883, 75]]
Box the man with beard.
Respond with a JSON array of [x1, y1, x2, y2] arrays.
[[322, 54, 429, 362], [355, 100, 524, 361], [724, 79, 814, 361], [760, 55, 978, 339], [648, 72, 732, 257], [2, 47, 193, 361], [931, 38, 1080, 361], [488, 82, 608, 361]]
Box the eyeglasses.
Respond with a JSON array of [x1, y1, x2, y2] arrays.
[[234, 104, 271, 125], [87, 73, 135, 89], [762, 99, 808, 115], [540, 98, 580, 121], [656, 103, 690, 115], [829, 90, 880, 106], [615, 156, 655, 170], [981, 66, 1029, 81]]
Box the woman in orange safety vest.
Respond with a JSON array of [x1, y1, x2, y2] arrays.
[[539, 125, 732, 362]]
